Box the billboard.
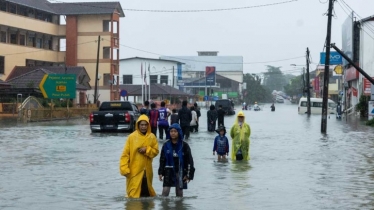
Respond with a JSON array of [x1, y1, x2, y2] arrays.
[[342, 12, 354, 66], [205, 66, 216, 86], [319, 51, 343, 65]]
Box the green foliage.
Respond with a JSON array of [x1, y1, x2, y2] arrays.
[[284, 75, 304, 97], [243, 73, 273, 103], [263, 65, 287, 92], [366, 118, 374, 126], [355, 95, 369, 118]]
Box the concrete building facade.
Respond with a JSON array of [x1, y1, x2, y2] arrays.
[[0, 0, 124, 103]]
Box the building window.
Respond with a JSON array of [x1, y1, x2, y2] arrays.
[[0, 1, 7, 11], [9, 3, 16, 14], [150, 75, 158, 84], [0, 31, 6, 43], [103, 73, 111, 86], [28, 33, 35, 47], [10, 32, 17, 44], [160, 75, 169, 85], [36, 37, 42, 48], [103, 47, 110, 59], [19, 34, 25, 45], [0, 56, 4, 74], [18, 5, 27, 16], [44, 37, 52, 50], [103, 20, 111, 32], [59, 38, 66, 51], [122, 75, 132, 84]]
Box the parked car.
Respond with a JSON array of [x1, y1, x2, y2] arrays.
[[215, 99, 235, 115], [90, 101, 140, 132]]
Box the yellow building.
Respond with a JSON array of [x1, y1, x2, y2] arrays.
[[0, 0, 124, 101]]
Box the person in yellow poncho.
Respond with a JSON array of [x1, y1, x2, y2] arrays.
[[230, 111, 251, 160], [119, 114, 159, 198]]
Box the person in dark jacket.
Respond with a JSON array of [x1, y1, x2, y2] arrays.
[[170, 108, 179, 125], [217, 105, 225, 127], [207, 105, 218, 132], [158, 123, 195, 197], [149, 103, 159, 136], [194, 102, 201, 132], [178, 100, 192, 140], [140, 100, 150, 118], [271, 103, 275, 112]]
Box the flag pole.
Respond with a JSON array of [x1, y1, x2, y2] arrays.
[[148, 63, 151, 101], [141, 62, 144, 103]]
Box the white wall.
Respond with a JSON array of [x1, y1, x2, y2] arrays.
[[360, 22, 374, 77], [119, 58, 180, 88]]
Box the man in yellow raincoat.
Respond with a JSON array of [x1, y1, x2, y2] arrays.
[[120, 114, 159, 198], [230, 111, 251, 160]]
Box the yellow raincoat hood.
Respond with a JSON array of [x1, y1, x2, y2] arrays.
[[135, 114, 152, 134]]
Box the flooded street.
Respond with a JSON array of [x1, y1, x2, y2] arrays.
[[1, 102, 374, 210]]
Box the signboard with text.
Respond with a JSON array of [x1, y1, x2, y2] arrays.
[[320, 51, 343, 65], [39, 74, 76, 99], [205, 66, 216, 86]]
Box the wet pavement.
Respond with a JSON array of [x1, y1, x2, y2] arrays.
[[1, 102, 374, 210]]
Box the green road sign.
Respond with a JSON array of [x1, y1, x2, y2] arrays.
[[39, 74, 76, 99]]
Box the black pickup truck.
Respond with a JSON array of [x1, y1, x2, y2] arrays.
[[90, 101, 140, 132]]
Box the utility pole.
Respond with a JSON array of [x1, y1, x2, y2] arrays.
[[94, 35, 101, 104], [321, 0, 335, 133], [306, 48, 311, 115]]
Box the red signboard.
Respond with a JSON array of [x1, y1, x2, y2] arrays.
[[352, 87, 358, 97], [314, 77, 320, 91], [363, 78, 374, 95], [344, 66, 359, 81]]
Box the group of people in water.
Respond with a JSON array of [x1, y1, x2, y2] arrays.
[[119, 100, 251, 198]]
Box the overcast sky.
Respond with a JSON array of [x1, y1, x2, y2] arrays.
[[59, 0, 374, 75]]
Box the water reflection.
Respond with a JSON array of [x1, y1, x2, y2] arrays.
[[124, 198, 155, 210]]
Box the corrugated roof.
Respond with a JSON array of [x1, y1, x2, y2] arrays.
[[6, 68, 89, 90], [7, 66, 90, 81], [6, 0, 56, 13], [119, 84, 192, 96], [48, 2, 125, 17], [4, 1, 125, 17], [120, 57, 185, 64], [0, 79, 11, 86]]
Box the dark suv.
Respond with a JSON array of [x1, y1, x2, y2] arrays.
[[214, 99, 235, 115]]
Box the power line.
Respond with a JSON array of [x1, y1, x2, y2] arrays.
[[339, 0, 374, 34], [336, 1, 374, 40], [48, 0, 299, 13], [111, 40, 304, 65]]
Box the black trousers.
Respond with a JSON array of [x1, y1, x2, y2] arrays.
[[181, 125, 190, 140], [151, 126, 157, 137], [140, 171, 150, 197], [158, 125, 169, 139]]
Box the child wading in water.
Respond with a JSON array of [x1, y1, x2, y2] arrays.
[[158, 123, 195, 197], [213, 126, 229, 162]]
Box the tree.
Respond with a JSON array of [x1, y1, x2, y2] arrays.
[[263, 65, 287, 92], [283, 75, 304, 98], [242, 73, 272, 103]]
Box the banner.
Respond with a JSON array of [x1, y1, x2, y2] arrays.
[[363, 78, 374, 95], [320, 51, 343, 65], [205, 66, 216, 86]]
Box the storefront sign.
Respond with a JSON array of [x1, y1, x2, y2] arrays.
[[363, 78, 374, 95], [344, 66, 359, 81]]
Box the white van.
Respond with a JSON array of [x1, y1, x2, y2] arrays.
[[298, 98, 337, 114]]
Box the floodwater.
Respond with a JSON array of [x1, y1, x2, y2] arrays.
[[1, 102, 374, 210]]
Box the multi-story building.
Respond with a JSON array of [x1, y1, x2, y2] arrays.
[[0, 0, 124, 102]]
